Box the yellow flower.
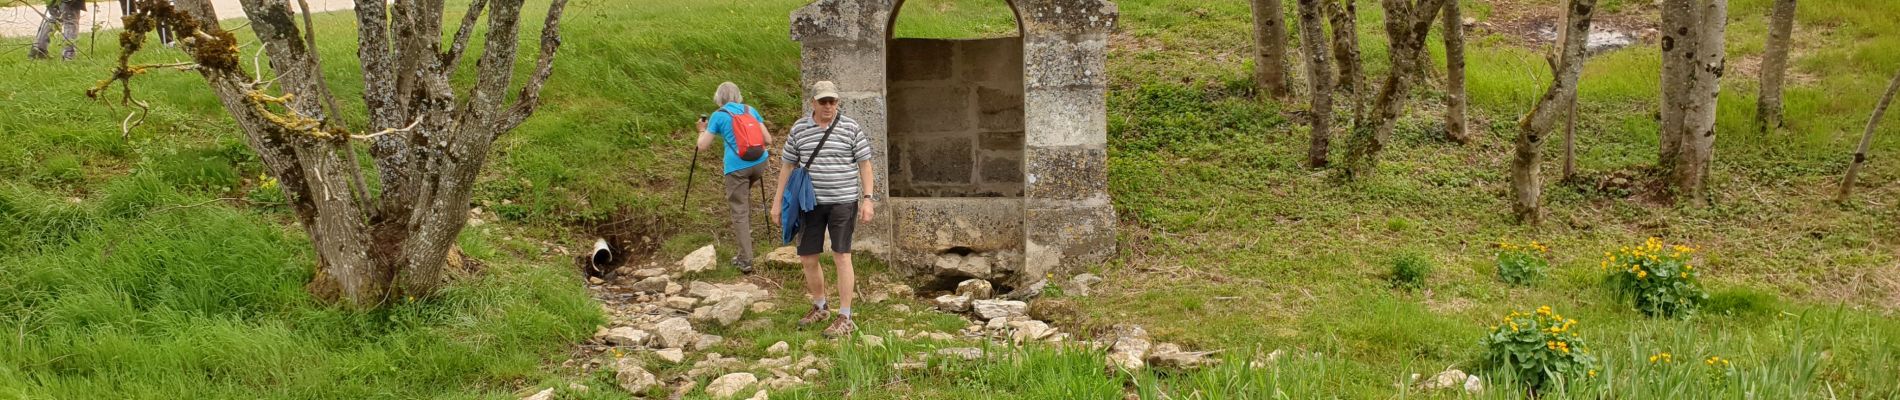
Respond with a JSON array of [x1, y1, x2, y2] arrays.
[[1637, 270, 1648, 279], [1588, 369, 1598, 378]]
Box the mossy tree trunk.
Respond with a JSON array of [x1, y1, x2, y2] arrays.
[[1512, 0, 1596, 224], [1658, 0, 1728, 204], [1756, 0, 1796, 134], [1837, 69, 1900, 202], [1297, 0, 1335, 168], [1252, 0, 1293, 99], [93, 0, 570, 308], [1327, 0, 1363, 100], [1342, 0, 1449, 178]]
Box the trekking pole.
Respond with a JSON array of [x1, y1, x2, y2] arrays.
[[683, 115, 706, 212]]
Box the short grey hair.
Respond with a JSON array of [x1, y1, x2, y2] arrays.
[[713, 82, 743, 107]]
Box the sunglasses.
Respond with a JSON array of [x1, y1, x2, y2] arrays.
[[816, 98, 839, 106]]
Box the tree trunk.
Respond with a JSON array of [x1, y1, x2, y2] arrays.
[[1297, 0, 1335, 168], [1252, 0, 1293, 99], [1343, 0, 1448, 178], [96, 0, 571, 308], [1562, 92, 1578, 180], [1665, 0, 1727, 204], [1756, 0, 1796, 134], [1513, 0, 1596, 224], [1328, 0, 1364, 99], [1837, 69, 1900, 202], [1658, 0, 1691, 169], [1440, 0, 1468, 144]]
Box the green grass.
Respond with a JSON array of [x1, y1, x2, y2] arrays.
[[3, 0, 1899, 397]]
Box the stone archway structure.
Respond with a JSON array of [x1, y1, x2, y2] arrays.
[[791, 0, 1115, 291]]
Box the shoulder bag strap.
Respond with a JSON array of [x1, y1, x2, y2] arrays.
[[801, 115, 842, 170]]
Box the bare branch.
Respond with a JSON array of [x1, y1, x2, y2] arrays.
[[500, 0, 570, 133], [442, 0, 489, 69], [352, 117, 424, 140]]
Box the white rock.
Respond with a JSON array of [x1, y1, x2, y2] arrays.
[[985, 317, 1010, 331], [933, 294, 972, 313], [665, 281, 683, 295], [1417, 369, 1469, 391], [522, 387, 553, 400], [764, 375, 807, 390], [750, 302, 776, 313], [664, 296, 700, 310], [650, 317, 697, 349], [587, 277, 605, 285], [746, 389, 769, 400], [631, 276, 670, 293], [691, 298, 749, 327], [860, 334, 885, 348], [971, 300, 1028, 320], [956, 279, 994, 300], [695, 334, 726, 351], [767, 341, 790, 355], [889, 304, 911, 313], [886, 283, 915, 299], [1064, 273, 1103, 297], [757, 356, 793, 370], [1008, 320, 1055, 343], [706, 372, 759, 398], [1146, 343, 1218, 370], [1464, 374, 1485, 393], [680, 245, 718, 273], [1106, 324, 1152, 371], [614, 358, 659, 394], [937, 347, 985, 360], [599, 327, 651, 346], [629, 267, 665, 278], [762, 246, 801, 267], [654, 348, 686, 364]]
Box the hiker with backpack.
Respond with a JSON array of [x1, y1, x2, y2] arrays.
[[770, 81, 876, 337], [695, 82, 774, 274]]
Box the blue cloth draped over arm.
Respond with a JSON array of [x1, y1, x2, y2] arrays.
[[779, 168, 816, 244]]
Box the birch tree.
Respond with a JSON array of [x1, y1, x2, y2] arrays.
[[1836, 69, 1900, 202], [1658, 0, 1727, 203], [1512, 0, 1595, 224], [1327, 0, 1364, 98], [88, 0, 571, 308], [1297, 0, 1334, 168], [1342, 0, 1450, 178], [1756, 0, 1796, 133], [1440, 0, 1469, 144], [1252, 0, 1293, 98]]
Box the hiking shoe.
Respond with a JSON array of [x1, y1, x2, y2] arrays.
[[822, 317, 857, 338], [731, 257, 754, 274], [797, 305, 831, 328]]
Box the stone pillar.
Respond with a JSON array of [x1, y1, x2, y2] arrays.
[[1018, 0, 1118, 286], [791, 0, 898, 258]]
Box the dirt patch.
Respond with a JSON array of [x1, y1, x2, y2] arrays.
[[1474, 0, 1660, 52]]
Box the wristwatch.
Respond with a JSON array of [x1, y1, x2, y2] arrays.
[[862, 194, 877, 202]]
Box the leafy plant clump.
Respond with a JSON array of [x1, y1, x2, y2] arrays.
[[1389, 253, 1431, 290], [1482, 306, 1599, 391], [1603, 237, 1707, 318], [1496, 239, 1550, 285]]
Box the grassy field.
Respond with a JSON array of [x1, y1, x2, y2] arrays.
[[2, 0, 1897, 398]]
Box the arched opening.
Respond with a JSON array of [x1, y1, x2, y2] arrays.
[[885, 0, 1025, 198]]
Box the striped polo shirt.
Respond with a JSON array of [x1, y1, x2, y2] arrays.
[[782, 115, 873, 205]]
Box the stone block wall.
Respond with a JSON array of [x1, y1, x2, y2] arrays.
[[887, 37, 1025, 198]]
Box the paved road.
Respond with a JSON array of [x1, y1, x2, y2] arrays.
[[0, 0, 355, 38]]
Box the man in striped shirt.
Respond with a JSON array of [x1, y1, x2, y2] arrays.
[[770, 81, 876, 337]]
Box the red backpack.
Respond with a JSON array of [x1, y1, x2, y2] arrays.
[[718, 106, 768, 162]]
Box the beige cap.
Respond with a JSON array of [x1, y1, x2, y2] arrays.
[[811, 81, 840, 101]]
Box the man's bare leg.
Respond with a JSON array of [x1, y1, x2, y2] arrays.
[[834, 252, 856, 314], [801, 254, 827, 305]]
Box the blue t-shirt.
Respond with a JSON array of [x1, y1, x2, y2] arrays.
[[708, 102, 769, 174]]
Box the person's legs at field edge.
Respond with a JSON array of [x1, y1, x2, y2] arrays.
[[723, 165, 765, 272], [796, 204, 836, 327]]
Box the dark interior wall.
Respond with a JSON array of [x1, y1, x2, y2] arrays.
[[887, 37, 1025, 198]]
